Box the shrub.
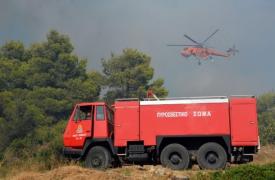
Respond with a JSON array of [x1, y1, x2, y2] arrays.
[[197, 163, 275, 180]]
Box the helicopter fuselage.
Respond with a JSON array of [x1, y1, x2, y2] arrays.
[[181, 47, 229, 60]]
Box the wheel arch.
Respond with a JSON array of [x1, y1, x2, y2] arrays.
[[156, 135, 230, 156], [81, 138, 116, 159]]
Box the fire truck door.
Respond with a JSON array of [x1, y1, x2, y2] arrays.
[[69, 105, 93, 147], [93, 105, 109, 138]]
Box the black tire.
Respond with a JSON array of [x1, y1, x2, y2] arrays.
[[85, 146, 111, 169], [160, 143, 190, 170], [197, 142, 227, 170]]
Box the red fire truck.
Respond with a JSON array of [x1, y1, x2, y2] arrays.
[[63, 96, 259, 170]]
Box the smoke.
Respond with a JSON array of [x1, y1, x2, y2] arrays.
[[1, 0, 275, 96]]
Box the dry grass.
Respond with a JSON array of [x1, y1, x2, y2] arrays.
[[253, 144, 275, 164], [6, 145, 275, 180], [8, 165, 172, 180]]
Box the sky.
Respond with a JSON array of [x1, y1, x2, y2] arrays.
[[1, 0, 275, 97]]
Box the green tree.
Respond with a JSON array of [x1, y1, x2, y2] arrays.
[[1, 40, 25, 61], [257, 92, 275, 144], [0, 30, 102, 166], [23, 30, 86, 89], [102, 48, 168, 102]]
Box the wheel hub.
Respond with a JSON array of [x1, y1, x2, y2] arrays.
[[207, 153, 218, 164], [170, 154, 182, 164], [92, 158, 101, 167]]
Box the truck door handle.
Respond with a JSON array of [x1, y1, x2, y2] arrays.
[[249, 121, 255, 124], [86, 130, 91, 132]]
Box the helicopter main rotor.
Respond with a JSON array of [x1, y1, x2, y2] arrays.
[[167, 29, 220, 47]]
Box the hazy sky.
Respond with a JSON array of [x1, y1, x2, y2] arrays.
[[1, 0, 275, 97]]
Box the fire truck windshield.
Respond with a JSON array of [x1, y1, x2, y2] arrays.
[[74, 105, 92, 121]]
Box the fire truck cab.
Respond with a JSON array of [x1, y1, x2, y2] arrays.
[[63, 96, 259, 170]]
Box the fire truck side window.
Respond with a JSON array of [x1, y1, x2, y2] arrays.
[[74, 105, 92, 120], [96, 105, 105, 120]]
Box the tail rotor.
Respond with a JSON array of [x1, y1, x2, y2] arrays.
[[227, 45, 239, 56]]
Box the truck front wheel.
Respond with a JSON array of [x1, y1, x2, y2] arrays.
[[85, 146, 111, 169], [160, 143, 190, 170], [197, 142, 227, 169]]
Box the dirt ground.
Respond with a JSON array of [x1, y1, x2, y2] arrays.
[[7, 145, 275, 180]]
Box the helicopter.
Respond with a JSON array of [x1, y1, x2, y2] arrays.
[[167, 29, 238, 65]]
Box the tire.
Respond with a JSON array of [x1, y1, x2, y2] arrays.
[[160, 143, 190, 170], [197, 142, 227, 170], [85, 146, 111, 169]]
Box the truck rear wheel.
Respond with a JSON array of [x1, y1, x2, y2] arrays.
[[197, 142, 227, 170], [85, 146, 111, 169], [160, 143, 190, 170]]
